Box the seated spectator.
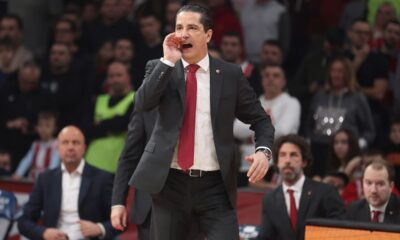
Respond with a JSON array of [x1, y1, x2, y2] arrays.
[[234, 64, 300, 189], [0, 63, 51, 168], [290, 28, 345, 134], [17, 126, 118, 240], [0, 149, 12, 177], [0, 37, 17, 90], [322, 171, 349, 196], [370, 19, 400, 103], [385, 117, 400, 189], [346, 160, 400, 223], [341, 149, 400, 203], [80, 0, 139, 54], [259, 135, 345, 240], [41, 42, 87, 128], [84, 62, 134, 173], [135, 11, 163, 81], [249, 40, 285, 96], [371, 1, 397, 39], [114, 38, 141, 89], [306, 56, 375, 177], [0, 14, 33, 72], [327, 128, 361, 172], [220, 31, 254, 79], [12, 111, 60, 181], [346, 19, 390, 147]]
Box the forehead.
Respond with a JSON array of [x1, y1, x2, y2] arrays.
[[176, 11, 202, 26], [280, 142, 301, 153], [353, 22, 370, 30], [364, 166, 389, 180], [222, 36, 240, 43], [59, 129, 84, 141], [1, 18, 17, 27], [265, 66, 283, 74]]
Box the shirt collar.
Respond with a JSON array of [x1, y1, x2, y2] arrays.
[[181, 54, 209, 72], [282, 174, 306, 194], [61, 159, 85, 175], [369, 199, 389, 213]]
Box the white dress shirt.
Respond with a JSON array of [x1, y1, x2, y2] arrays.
[[282, 175, 306, 215], [164, 56, 220, 171], [58, 160, 105, 240], [369, 201, 389, 223]]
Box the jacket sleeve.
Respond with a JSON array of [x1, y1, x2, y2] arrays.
[[17, 174, 48, 240], [111, 106, 146, 206], [235, 67, 274, 150], [135, 60, 174, 112]]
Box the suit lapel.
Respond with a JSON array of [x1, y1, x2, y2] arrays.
[[79, 164, 93, 208], [174, 61, 185, 109], [209, 57, 223, 127], [275, 186, 296, 238], [297, 179, 312, 230], [361, 200, 372, 222], [384, 194, 398, 224], [51, 168, 62, 225]]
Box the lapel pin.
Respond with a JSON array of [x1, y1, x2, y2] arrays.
[[216, 69, 220, 74], [389, 211, 393, 215], [308, 191, 311, 196]]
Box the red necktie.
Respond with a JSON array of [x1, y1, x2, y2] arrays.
[[287, 189, 297, 231], [371, 210, 381, 223], [177, 64, 200, 170]]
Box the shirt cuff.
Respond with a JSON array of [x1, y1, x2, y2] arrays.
[[255, 146, 272, 154], [111, 205, 126, 209], [97, 223, 106, 238], [160, 57, 175, 67]]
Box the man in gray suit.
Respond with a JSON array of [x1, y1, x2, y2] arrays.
[[127, 4, 274, 240]]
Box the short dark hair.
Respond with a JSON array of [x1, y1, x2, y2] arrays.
[[324, 171, 350, 186], [1, 14, 24, 30], [56, 18, 78, 33], [38, 111, 58, 122], [221, 31, 242, 45], [363, 159, 395, 183], [273, 134, 313, 168], [263, 39, 282, 50], [177, 4, 212, 31]]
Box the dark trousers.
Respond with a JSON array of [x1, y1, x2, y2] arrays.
[[150, 169, 239, 240], [138, 212, 151, 240]]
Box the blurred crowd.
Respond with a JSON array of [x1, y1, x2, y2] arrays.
[[0, 0, 400, 209]]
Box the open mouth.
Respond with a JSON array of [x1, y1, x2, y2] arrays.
[[182, 43, 193, 49]]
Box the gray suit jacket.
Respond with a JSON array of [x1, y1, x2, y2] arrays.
[[130, 56, 274, 206], [112, 109, 157, 224]]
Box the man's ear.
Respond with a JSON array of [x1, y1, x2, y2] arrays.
[[206, 29, 213, 43]]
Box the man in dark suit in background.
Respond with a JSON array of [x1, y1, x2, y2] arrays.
[[346, 160, 400, 224], [18, 126, 118, 240], [111, 108, 157, 240], [259, 135, 345, 240], [128, 4, 274, 240]]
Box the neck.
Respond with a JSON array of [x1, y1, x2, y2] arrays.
[[264, 92, 281, 100], [51, 65, 69, 75], [284, 173, 303, 187], [40, 136, 53, 142], [64, 163, 79, 174]]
